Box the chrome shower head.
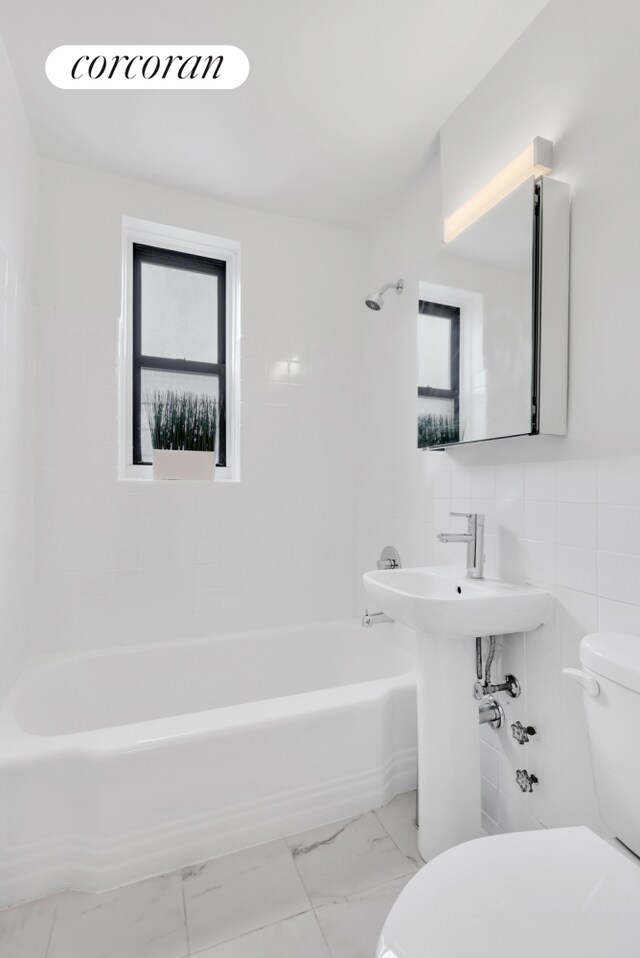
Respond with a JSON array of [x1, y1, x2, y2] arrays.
[[365, 279, 404, 311]]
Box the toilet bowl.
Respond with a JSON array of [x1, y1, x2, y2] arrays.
[[378, 632, 640, 957], [377, 826, 640, 957]]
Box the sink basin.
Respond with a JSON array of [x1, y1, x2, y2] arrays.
[[363, 565, 550, 636]]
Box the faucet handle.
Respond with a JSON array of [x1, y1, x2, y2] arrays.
[[450, 511, 485, 525]]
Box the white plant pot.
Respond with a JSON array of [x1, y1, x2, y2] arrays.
[[152, 449, 216, 481]]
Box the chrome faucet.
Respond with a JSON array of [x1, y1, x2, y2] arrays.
[[437, 512, 485, 579]]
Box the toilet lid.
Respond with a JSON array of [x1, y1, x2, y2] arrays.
[[378, 827, 640, 958]]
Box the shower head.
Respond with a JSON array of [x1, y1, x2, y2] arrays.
[[365, 279, 404, 311]]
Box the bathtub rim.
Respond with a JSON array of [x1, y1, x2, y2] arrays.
[[0, 618, 416, 761]]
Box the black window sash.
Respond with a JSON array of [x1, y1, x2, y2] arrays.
[[132, 243, 227, 466]]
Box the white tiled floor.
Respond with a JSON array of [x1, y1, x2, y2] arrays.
[[0, 791, 421, 958]]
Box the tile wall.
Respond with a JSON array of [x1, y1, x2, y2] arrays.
[[362, 451, 640, 838], [0, 251, 34, 698], [0, 34, 38, 701], [33, 161, 367, 654]]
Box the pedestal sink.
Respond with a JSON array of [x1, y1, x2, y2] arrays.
[[363, 565, 551, 862]]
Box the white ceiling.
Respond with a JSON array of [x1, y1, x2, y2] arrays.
[[0, 0, 550, 228]]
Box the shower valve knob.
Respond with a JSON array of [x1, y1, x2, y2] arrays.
[[511, 721, 537, 745], [515, 769, 538, 793]]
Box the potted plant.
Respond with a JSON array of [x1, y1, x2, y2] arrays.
[[147, 390, 218, 480]]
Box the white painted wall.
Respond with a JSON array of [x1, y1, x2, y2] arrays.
[[0, 37, 39, 701], [362, 0, 640, 838], [34, 159, 367, 653]]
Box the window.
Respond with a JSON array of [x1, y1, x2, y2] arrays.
[[132, 244, 226, 466], [417, 300, 460, 448], [121, 218, 240, 479]]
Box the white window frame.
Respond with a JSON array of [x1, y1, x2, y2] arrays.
[[119, 216, 240, 481]]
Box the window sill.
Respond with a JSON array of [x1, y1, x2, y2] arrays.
[[119, 465, 239, 483]]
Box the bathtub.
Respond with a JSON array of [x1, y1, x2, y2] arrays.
[[0, 620, 416, 906]]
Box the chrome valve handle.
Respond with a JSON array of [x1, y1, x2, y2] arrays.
[[515, 769, 538, 793], [511, 721, 537, 745], [502, 674, 522, 698]]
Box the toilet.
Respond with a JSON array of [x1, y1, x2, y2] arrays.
[[377, 632, 640, 957]]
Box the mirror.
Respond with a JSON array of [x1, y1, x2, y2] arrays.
[[417, 177, 570, 449]]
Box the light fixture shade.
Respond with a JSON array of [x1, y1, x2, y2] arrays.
[[443, 137, 553, 243]]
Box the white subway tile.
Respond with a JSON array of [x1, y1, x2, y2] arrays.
[[471, 465, 495, 500], [556, 587, 598, 635], [481, 777, 499, 822], [524, 500, 557, 543], [598, 457, 640, 505], [557, 546, 597, 594], [557, 503, 597, 549], [598, 551, 640, 605], [496, 499, 524, 538], [556, 460, 597, 503], [450, 465, 472, 500], [522, 539, 557, 586], [480, 740, 499, 785], [598, 597, 640, 634], [598, 503, 640, 555], [495, 463, 524, 501], [524, 461, 557, 501]]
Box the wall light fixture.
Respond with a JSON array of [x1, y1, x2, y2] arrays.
[[443, 137, 553, 243]]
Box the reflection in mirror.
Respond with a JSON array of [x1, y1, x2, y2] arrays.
[[417, 178, 534, 447], [417, 302, 459, 447]]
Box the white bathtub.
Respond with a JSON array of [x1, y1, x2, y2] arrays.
[[0, 621, 416, 906]]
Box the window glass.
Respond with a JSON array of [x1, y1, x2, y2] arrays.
[[418, 314, 451, 390], [141, 262, 219, 363], [140, 369, 220, 464]]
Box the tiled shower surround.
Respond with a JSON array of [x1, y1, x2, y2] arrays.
[[361, 453, 640, 838], [33, 160, 366, 655]]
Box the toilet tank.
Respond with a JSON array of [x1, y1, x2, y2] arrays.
[[579, 632, 640, 857]]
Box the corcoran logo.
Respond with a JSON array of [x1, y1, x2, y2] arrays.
[[46, 45, 250, 90]]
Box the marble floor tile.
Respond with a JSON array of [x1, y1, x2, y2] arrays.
[[315, 876, 410, 958], [374, 790, 422, 869], [286, 812, 413, 907], [183, 838, 310, 954], [0, 895, 57, 958], [47, 873, 187, 958], [194, 911, 331, 958]]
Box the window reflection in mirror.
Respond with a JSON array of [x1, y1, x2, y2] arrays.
[[417, 302, 459, 448], [418, 178, 534, 448]]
